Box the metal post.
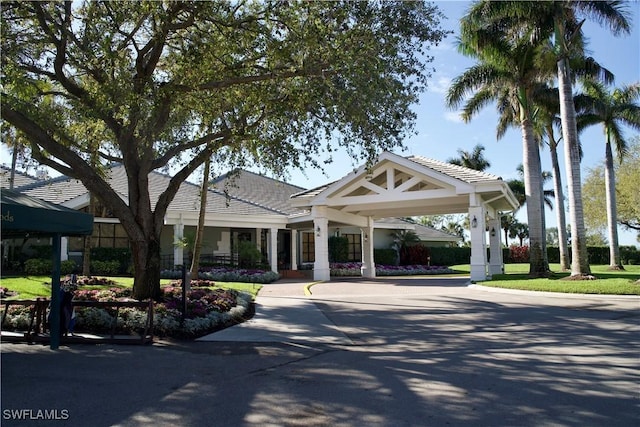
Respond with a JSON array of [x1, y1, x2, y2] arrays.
[[50, 233, 62, 349], [181, 264, 187, 323]]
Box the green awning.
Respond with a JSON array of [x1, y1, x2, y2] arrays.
[[1, 188, 94, 350], [1, 189, 93, 237]]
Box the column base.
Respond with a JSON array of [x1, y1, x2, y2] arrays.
[[489, 264, 503, 276], [361, 264, 376, 278], [313, 268, 330, 281], [470, 264, 488, 282]]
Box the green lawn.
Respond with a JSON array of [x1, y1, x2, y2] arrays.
[[2, 265, 638, 298], [0, 276, 262, 299], [450, 263, 640, 295]]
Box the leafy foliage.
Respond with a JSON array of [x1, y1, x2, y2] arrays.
[[400, 244, 431, 265], [1, 1, 449, 299], [447, 144, 491, 171], [508, 245, 530, 263], [24, 259, 76, 275], [328, 236, 349, 263]]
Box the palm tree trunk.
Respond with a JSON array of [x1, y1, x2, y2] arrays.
[[190, 157, 211, 279], [548, 132, 570, 271], [521, 118, 549, 277], [604, 138, 623, 269], [558, 58, 590, 276]]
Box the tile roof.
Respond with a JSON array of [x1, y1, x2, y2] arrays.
[[13, 165, 303, 217], [212, 170, 307, 215], [406, 155, 503, 183], [0, 165, 42, 189]]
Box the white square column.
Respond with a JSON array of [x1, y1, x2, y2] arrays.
[[173, 223, 184, 266], [488, 217, 503, 277], [269, 227, 278, 273], [291, 229, 298, 270], [360, 217, 375, 278], [313, 206, 330, 281], [469, 205, 488, 282]]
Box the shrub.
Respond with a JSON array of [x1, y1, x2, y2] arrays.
[[24, 258, 76, 275], [429, 247, 471, 266], [374, 249, 397, 265], [91, 247, 131, 273], [328, 236, 349, 262], [237, 240, 262, 268], [90, 260, 120, 275], [509, 245, 529, 263], [401, 244, 431, 265]]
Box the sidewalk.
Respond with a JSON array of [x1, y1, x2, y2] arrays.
[[197, 279, 353, 345]]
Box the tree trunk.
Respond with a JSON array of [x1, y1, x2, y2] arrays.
[[190, 157, 211, 279], [548, 133, 570, 271], [557, 57, 590, 276], [521, 118, 549, 277], [131, 237, 162, 300], [82, 194, 95, 276], [604, 139, 623, 269]]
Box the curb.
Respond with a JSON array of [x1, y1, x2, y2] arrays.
[[469, 283, 640, 299], [304, 281, 323, 296]]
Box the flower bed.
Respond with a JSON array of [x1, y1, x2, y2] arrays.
[[376, 264, 454, 276], [329, 263, 454, 276], [160, 267, 279, 284], [1, 285, 253, 340]]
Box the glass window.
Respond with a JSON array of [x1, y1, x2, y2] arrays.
[[302, 232, 315, 263], [345, 234, 362, 262]]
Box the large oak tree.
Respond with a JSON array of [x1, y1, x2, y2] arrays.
[[1, 1, 448, 299]]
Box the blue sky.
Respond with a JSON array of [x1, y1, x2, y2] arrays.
[[1, 1, 638, 244], [282, 0, 640, 245]]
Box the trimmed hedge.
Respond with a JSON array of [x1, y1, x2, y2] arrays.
[[24, 258, 76, 275], [429, 247, 472, 266], [90, 247, 131, 274], [430, 245, 640, 265], [374, 248, 397, 265], [328, 236, 349, 263]]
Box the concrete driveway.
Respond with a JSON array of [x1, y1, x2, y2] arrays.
[[2, 277, 639, 427]]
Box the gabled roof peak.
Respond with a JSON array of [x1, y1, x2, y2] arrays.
[[406, 155, 503, 183]]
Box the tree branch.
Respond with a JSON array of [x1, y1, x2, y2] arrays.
[[152, 129, 231, 170], [153, 140, 227, 228]]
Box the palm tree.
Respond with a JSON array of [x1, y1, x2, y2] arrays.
[[576, 81, 640, 270], [544, 1, 630, 277], [509, 164, 555, 210], [448, 4, 551, 277], [447, 144, 491, 171], [458, 1, 631, 277], [390, 229, 420, 266], [509, 221, 530, 247], [501, 213, 516, 246]]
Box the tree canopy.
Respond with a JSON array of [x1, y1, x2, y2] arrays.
[[1, 1, 449, 298], [583, 137, 640, 241]]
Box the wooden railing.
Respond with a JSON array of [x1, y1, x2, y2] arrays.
[[1, 299, 154, 345]]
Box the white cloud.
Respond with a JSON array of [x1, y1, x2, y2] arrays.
[[429, 75, 452, 94], [444, 111, 464, 123]]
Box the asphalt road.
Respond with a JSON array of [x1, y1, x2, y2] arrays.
[[2, 277, 639, 427]]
